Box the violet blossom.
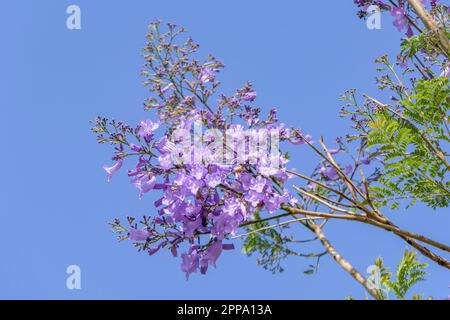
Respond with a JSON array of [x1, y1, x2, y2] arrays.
[[103, 160, 123, 182], [128, 227, 151, 242], [138, 119, 159, 142], [391, 6, 413, 37], [181, 249, 200, 280], [94, 21, 314, 280], [199, 67, 215, 83]]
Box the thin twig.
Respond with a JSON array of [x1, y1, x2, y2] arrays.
[[294, 186, 360, 216], [232, 217, 323, 239]]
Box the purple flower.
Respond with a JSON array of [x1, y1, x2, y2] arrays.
[[127, 156, 148, 177], [128, 227, 151, 242], [130, 144, 142, 152], [132, 174, 156, 198], [222, 243, 235, 250], [319, 166, 340, 180], [262, 195, 279, 213], [241, 106, 261, 125], [289, 132, 313, 145], [181, 249, 200, 279], [200, 240, 223, 273], [103, 160, 123, 182], [189, 165, 206, 180], [327, 147, 341, 155], [138, 119, 159, 141], [228, 97, 239, 107], [177, 202, 204, 236], [242, 90, 257, 102], [156, 137, 176, 155], [211, 212, 243, 239], [257, 155, 289, 181], [249, 176, 267, 193], [158, 153, 173, 170], [148, 244, 162, 256], [199, 67, 215, 83], [171, 246, 178, 257], [205, 173, 223, 188], [174, 172, 204, 195], [186, 177, 205, 195], [210, 198, 246, 239], [237, 172, 253, 190], [319, 164, 352, 180], [391, 6, 413, 37], [244, 190, 264, 207]]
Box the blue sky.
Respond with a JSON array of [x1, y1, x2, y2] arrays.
[[0, 0, 449, 299]]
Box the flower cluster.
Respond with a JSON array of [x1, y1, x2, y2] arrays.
[[93, 21, 308, 279]]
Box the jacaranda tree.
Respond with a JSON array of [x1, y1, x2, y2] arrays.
[[92, 0, 449, 299]]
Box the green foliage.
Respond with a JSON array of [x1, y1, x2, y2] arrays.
[[364, 77, 450, 209], [242, 213, 292, 274], [400, 33, 444, 62], [370, 249, 428, 300], [388, 250, 428, 299], [241, 213, 324, 274], [400, 35, 429, 60]]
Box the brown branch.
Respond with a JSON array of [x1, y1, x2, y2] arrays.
[[396, 234, 450, 269], [232, 217, 323, 239], [309, 222, 384, 300], [408, 0, 450, 57], [363, 217, 450, 255], [284, 207, 450, 269], [293, 186, 360, 216], [319, 138, 366, 201], [287, 169, 356, 205]]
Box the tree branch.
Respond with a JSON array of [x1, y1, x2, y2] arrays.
[[309, 222, 384, 300], [408, 0, 450, 57], [283, 207, 450, 269]]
